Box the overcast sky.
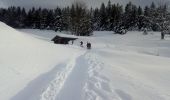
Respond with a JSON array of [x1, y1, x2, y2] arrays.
[[0, 0, 169, 9]]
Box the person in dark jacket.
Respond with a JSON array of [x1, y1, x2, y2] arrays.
[[80, 41, 83, 47], [87, 42, 91, 49]]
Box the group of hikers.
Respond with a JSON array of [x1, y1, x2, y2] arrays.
[[80, 41, 91, 49], [71, 40, 92, 49]]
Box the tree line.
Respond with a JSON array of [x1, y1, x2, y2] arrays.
[[0, 1, 169, 36]]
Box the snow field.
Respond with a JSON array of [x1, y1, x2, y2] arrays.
[[20, 29, 170, 99], [1, 22, 170, 100], [96, 49, 170, 100]]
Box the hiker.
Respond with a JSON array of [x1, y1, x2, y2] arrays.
[[87, 42, 91, 49], [80, 41, 83, 47]]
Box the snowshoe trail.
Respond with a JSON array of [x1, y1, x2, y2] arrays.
[[83, 52, 120, 100], [40, 51, 118, 100], [40, 57, 77, 100]]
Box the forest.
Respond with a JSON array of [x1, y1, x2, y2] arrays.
[[0, 1, 169, 36]]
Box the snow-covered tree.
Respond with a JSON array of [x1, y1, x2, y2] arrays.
[[91, 8, 101, 31], [54, 8, 63, 32], [69, 1, 93, 36], [40, 9, 48, 29]]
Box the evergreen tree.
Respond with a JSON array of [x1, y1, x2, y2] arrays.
[[4, 7, 18, 27], [106, 0, 112, 30], [46, 10, 55, 30], [19, 8, 27, 28], [69, 2, 93, 36], [62, 7, 70, 31], [143, 6, 152, 30], [124, 2, 136, 30], [40, 9, 48, 29], [156, 4, 169, 31], [144, 6, 149, 16], [53, 7, 63, 32], [0, 8, 6, 22], [99, 3, 107, 30], [92, 8, 101, 30], [25, 7, 36, 28], [137, 6, 143, 15]]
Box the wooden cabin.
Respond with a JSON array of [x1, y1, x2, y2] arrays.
[[51, 35, 77, 44]]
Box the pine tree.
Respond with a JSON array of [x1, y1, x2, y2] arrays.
[[46, 10, 55, 30], [54, 7, 63, 32], [4, 7, 18, 27], [19, 8, 27, 28], [106, 0, 112, 30], [0, 8, 6, 22], [137, 6, 143, 15], [69, 2, 93, 36], [124, 2, 137, 30], [25, 7, 36, 28], [157, 4, 169, 31], [40, 9, 48, 29], [144, 6, 149, 16], [92, 8, 101, 30], [143, 6, 152, 30], [62, 7, 70, 31], [99, 3, 107, 30]]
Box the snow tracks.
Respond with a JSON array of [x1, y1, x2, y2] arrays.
[[40, 57, 77, 100], [83, 52, 115, 100], [39, 51, 114, 100]]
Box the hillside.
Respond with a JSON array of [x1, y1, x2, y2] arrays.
[[0, 22, 84, 100]]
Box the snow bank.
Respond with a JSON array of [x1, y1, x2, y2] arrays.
[[0, 22, 84, 100]]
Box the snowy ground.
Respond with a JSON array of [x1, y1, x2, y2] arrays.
[[1, 23, 170, 100], [0, 23, 84, 100]]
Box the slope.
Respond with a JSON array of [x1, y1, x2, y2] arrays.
[[0, 22, 84, 100]]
